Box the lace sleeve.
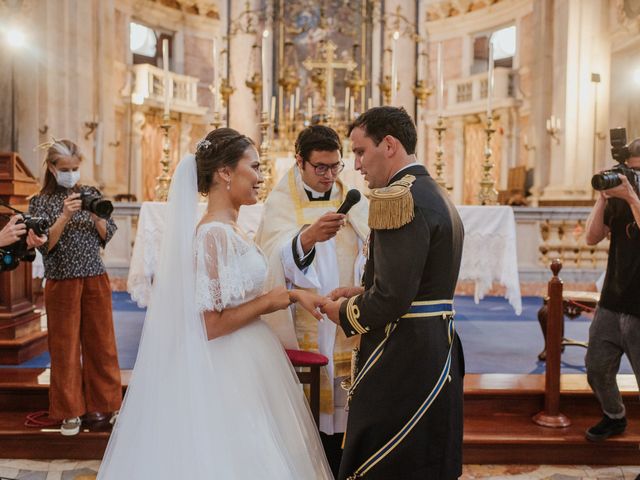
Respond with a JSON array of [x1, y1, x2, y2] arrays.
[[195, 223, 256, 313]]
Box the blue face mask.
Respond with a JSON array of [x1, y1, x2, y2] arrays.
[[55, 170, 80, 189]]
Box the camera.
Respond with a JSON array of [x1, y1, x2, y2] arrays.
[[0, 211, 48, 273], [591, 128, 637, 191], [80, 192, 113, 219]]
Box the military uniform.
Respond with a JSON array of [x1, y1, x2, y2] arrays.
[[338, 164, 465, 480]]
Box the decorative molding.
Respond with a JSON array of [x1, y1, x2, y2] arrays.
[[426, 0, 532, 40]]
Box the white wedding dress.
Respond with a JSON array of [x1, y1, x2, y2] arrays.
[[98, 154, 333, 479]]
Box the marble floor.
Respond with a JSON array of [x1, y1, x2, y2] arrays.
[[0, 460, 638, 479]]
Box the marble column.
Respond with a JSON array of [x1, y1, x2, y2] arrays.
[[228, 0, 260, 142], [540, 0, 611, 204]]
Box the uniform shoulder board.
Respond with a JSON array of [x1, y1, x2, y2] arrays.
[[368, 174, 416, 230]]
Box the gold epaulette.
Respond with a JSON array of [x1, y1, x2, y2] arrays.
[[368, 174, 416, 230]]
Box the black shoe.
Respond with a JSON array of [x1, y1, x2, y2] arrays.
[[585, 415, 627, 442]]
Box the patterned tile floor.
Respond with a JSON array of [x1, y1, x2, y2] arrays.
[[0, 460, 638, 479]]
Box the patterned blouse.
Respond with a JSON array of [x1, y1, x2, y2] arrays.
[[28, 185, 117, 280]]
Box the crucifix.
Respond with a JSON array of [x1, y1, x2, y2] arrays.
[[303, 40, 356, 117]]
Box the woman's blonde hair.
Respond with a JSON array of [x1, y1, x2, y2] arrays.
[[38, 139, 83, 195]]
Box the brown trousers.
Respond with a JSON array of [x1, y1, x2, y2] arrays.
[[45, 273, 122, 420]]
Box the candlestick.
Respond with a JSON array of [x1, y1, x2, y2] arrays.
[[436, 42, 443, 116], [270, 95, 276, 123], [289, 94, 295, 123], [212, 37, 219, 113], [162, 39, 170, 118], [391, 31, 399, 105], [360, 86, 366, 112], [487, 39, 494, 118], [307, 97, 313, 120], [261, 30, 270, 114]]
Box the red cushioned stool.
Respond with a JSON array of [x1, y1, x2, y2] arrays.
[[285, 349, 329, 427]]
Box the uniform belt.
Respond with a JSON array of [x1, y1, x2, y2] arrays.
[[401, 300, 454, 318]]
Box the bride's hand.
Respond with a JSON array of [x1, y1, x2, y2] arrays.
[[290, 289, 326, 321], [264, 286, 292, 313]]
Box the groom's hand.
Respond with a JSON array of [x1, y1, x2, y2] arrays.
[[328, 286, 364, 301], [320, 299, 342, 325]]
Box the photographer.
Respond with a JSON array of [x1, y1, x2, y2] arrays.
[[29, 139, 121, 436], [584, 137, 640, 442], [0, 214, 47, 249]]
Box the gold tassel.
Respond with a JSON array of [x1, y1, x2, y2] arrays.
[[368, 174, 416, 230]]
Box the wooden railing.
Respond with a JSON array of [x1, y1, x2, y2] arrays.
[[533, 260, 571, 428]]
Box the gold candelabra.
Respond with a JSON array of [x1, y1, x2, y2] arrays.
[[478, 116, 499, 205], [412, 80, 432, 108], [257, 111, 274, 201], [379, 75, 392, 105], [245, 72, 262, 106], [220, 77, 235, 109], [433, 116, 447, 189], [154, 115, 172, 201]]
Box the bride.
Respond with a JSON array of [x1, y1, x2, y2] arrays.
[[98, 128, 333, 479]]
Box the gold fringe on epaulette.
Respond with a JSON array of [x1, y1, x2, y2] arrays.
[[368, 174, 416, 230]]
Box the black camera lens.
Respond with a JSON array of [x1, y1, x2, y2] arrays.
[[80, 193, 113, 219], [591, 171, 623, 191]]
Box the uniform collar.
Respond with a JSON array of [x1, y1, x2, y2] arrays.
[[387, 163, 428, 186]]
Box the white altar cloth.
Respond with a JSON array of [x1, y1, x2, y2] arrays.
[[127, 202, 522, 313]]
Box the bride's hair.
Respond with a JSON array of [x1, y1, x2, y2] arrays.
[[195, 128, 255, 195]]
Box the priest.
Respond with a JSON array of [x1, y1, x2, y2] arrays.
[[255, 125, 369, 473]]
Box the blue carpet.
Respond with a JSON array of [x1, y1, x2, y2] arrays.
[[2, 294, 634, 375]]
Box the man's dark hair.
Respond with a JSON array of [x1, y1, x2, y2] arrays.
[[294, 125, 343, 164], [348, 106, 417, 155]]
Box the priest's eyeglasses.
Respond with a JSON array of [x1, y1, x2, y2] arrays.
[[307, 160, 345, 176]]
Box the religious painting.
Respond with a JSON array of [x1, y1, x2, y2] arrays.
[[273, 0, 373, 117]]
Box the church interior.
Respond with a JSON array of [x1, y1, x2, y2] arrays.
[[0, 0, 640, 478]]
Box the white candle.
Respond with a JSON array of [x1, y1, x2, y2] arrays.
[[487, 39, 494, 118], [418, 50, 425, 82], [270, 95, 276, 123], [349, 96, 355, 121], [367, 97, 373, 110], [436, 42, 443, 116], [261, 30, 270, 114], [212, 37, 219, 113], [163, 39, 170, 117], [278, 86, 284, 124], [391, 31, 400, 105], [344, 86, 350, 110], [295, 87, 300, 110], [289, 94, 295, 122], [307, 97, 313, 120], [360, 86, 366, 112]]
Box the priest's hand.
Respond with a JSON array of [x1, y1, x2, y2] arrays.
[[300, 213, 346, 253], [328, 286, 365, 301], [290, 289, 326, 320], [320, 299, 342, 325]]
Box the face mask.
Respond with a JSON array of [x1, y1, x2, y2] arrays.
[[55, 170, 80, 189]]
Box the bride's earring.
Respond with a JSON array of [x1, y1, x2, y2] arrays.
[[226, 179, 231, 191]]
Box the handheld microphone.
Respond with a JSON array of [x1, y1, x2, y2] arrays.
[[337, 189, 362, 215]]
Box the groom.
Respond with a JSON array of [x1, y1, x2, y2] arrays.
[[322, 107, 465, 480]]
